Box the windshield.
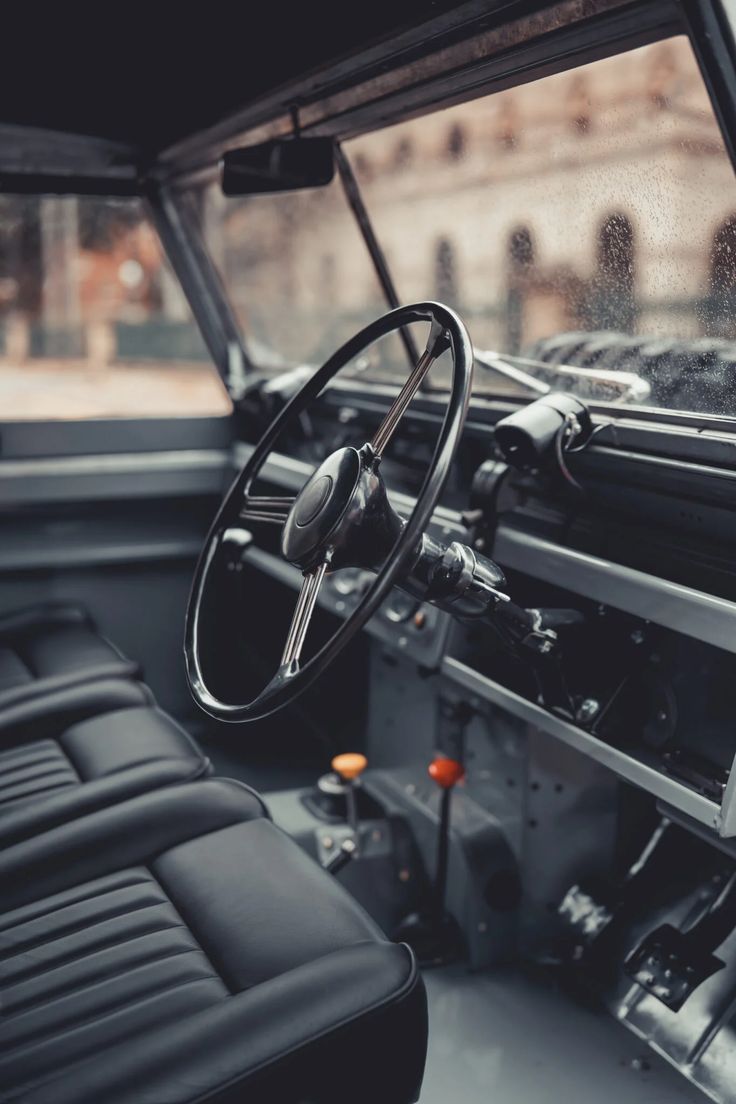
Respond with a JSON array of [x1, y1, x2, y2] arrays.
[[200, 34, 736, 418]]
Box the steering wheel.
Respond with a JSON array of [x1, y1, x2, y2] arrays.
[[185, 302, 473, 722]]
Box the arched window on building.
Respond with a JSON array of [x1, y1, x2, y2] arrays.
[[647, 43, 677, 109], [495, 95, 519, 150], [567, 75, 592, 134], [352, 152, 372, 181], [706, 215, 736, 337], [505, 225, 536, 353], [434, 238, 458, 304], [446, 123, 466, 161], [508, 226, 535, 271], [393, 137, 413, 169], [585, 212, 636, 331]]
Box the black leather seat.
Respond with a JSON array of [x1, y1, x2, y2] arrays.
[[0, 604, 138, 726], [0, 679, 210, 847], [0, 779, 427, 1104]]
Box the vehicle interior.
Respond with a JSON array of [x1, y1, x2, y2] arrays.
[[3, 2, 736, 1101]]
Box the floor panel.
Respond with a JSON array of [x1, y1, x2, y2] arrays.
[[420, 963, 707, 1104]]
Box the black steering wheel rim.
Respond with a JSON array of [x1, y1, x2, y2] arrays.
[[185, 302, 473, 723]]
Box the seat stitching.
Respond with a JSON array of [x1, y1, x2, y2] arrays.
[[0, 875, 152, 933], [2, 975, 223, 1065], [5, 944, 215, 1019], [0, 783, 78, 810], [0, 746, 66, 768], [145, 868, 233, 994], [0, 767, 78, 794], [0, 900, 176, 964], [2, 920, 189, 990]]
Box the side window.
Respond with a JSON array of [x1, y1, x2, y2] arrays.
[[0, 196, 230, 421]]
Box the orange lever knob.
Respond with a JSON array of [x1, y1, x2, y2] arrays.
[[428, 757, 465, 789], [332, 752, 368, 781]]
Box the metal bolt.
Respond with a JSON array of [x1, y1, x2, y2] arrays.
[[475, 538, 486, 551], [398, 868, 411, 882], [576, 698, 600, 724], [630, 629, 645, 645], [322, 836, 333, 850], [405, 783, 416, 795]]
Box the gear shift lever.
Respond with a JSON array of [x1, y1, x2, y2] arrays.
[[331, 752, 368, 853], [393, 754, 465, 965]]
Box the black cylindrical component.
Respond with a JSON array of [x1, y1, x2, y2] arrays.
[[494, 392, 593, 469], [434, 788, 452, 921]]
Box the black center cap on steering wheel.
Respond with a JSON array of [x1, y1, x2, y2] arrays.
[[295, 474, 332, 527], [281, 447, 362, 569]]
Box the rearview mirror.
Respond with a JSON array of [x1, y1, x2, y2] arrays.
[[221, 138, 335, 195]]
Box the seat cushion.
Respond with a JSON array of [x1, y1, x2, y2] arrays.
[[0, 780, 427, 1104], [0, 703, 211, 847], [0, 604, 139, 723]]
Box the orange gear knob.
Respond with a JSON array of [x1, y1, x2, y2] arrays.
[[332, 752, 368, 781], [428, 756, 465, 789]]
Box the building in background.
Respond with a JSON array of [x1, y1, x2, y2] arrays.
[[211, 35, 736, 371]]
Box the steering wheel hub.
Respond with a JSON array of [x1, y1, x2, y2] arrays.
[[282, 447, 362, 568], [295, 474, 333, 526]]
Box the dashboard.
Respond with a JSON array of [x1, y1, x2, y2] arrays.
[[237, 382, 736, 843]]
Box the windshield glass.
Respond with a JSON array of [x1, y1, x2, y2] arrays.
[[201, 34, 736, 418]]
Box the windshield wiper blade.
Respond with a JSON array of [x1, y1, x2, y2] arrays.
[[475, 348, 651, 405]]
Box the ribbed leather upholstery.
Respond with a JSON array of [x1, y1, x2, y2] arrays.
[[0, 605, 139, 727], [0, 780, 427, 1104], [0, 700, 210, 848], [0, 740, 79, 810], [0, 869, 228, 1095]]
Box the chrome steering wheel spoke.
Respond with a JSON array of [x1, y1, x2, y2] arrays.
[[280, 561, 328, 669], [370, 319, 451, 457], [238, 495, 295, 525]]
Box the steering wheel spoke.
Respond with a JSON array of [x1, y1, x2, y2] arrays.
[[280, 561, 328, 669], [370, 318, 451, 457], [239, 495, 295, 525]]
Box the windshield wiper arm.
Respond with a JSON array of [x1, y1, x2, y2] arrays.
[[475, 348, 651, 405]]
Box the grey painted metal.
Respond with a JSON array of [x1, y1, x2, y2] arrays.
[[419, 964, 705, 1104], [0, 449, 230, 504], [0, 539, 204, 573], [441, 655, 721, 832], [716, 759, 736, 837], [0, 124, 138, 181], [146, 186, 251, 392], [495, 525, 736, 657]]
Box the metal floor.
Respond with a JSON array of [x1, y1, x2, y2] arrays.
[[420, 964, 707, 1104]]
